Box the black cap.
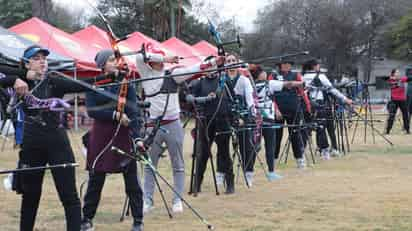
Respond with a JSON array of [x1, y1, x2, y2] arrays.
[[277, 59, 295, 65], [304, 59, 321, 67]]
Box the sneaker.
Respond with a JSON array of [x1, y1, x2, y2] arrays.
[[296, 158, 306, 169], [143, 199, 154, 214], [131, 223, 144, 231], [216, 172, 225, 186], [245, 171, 254, 187], [330, 149, 341, 157], [172, 200, 183, 213], [80, 219, 94, 231], [321, 148, 331, 160], [266, 171, 282, 181]]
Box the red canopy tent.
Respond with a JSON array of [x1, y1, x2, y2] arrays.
[[73, 25, 138, 71], [123, 32, 173, 54], [162, 37, 203, 66], [9, 17, 100, 77], [72, 25, 113, 50], [192, 40, 218, 57]]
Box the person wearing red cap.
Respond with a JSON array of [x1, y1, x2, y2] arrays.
[[135, 43, 224, 213]]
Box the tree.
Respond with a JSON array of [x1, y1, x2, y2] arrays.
[[47, 4, 84, 33], [32, 0, 52, 22], [89, 0, 145, 38], [144, 0, 191, 40], [385, 10, 412, 61], [0, 0, 31, 28], [242, 0, 412, 79]]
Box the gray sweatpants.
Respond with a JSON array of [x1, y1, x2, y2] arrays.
[[143, 119, 185, 204]]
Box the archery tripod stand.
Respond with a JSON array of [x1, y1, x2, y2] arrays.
[[119, 114, 195, 221], [215, 124, 270, 188], [332, 99, 351, 155], [0, 117, 13, 151], [349, 84, 393, 146], [188, 107, 219, 197], [278, 97, 316, 166], [112, 146, 214, 230]]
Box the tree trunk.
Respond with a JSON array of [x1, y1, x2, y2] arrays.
[[32, 0, 53, 22], [170, 6, 176, 38]]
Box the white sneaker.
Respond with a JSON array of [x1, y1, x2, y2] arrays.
[[330, 149, 341, 157], [296, 158, 306, 169], [245, 171, 254, 187], [143, 200, 154, 214], [321, 148, 331, 160], [172, 200, 183, 213], [216, 172, 224, 186]]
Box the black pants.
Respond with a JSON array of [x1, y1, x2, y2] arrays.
[[262, 121, 278, 172], [238, 127, 256, 172], [275, 110, 304, 160], [195, 118, 232, 185], [82, 161, 143, 225], [407, 95, 412, 121], [386, 100, 410, 133], [313, 107, 330, 150], [19, 129, 81, 231]]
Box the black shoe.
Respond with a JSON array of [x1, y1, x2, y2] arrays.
[[131, 223, 144, 231], [224, 173, 235, 194], [80, 219, 94, 231]]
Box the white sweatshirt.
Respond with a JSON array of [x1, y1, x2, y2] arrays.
[[255, 80, 284, 120], [136, 53, 216, 120], [226, 74, 257, 116], [303, 72, 347, 102]]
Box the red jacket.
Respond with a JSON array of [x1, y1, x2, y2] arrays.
[[388, 76, 407, 101]]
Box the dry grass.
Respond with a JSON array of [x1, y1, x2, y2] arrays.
[[1, 114, 412, 231]]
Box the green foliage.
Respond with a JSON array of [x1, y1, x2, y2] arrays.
[[385, 10, 412, 60], [89, 0, 145, 38], [0, 0, 31, 28]]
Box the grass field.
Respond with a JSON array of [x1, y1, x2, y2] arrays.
[[1, 114, 412, 231]]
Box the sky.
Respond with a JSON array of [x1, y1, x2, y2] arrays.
[[212, 0, 270, 32], [53, 0, 271, 32]]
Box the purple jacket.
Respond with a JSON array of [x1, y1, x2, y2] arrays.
[[86, 120, 133, 173]]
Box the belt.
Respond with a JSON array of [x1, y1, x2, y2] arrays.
[[145, 119, 178, 127]]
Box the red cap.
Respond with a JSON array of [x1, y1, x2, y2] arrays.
[[145, 43, 166, 57]]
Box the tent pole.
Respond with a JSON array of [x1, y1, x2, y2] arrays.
[[74, 64, 79, 131]]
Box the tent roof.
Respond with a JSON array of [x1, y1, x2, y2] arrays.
[[192, 40, 218, 57], [162, 37, 203, 66], [72, 25, 112, 50], [72, 25, 138, 70], [9, 17, 100, 73], [0, 26, 74, 70]]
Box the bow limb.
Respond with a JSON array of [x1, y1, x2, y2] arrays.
[[85, 0, 134, 170]]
